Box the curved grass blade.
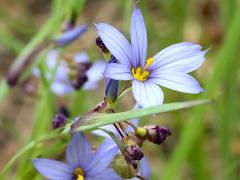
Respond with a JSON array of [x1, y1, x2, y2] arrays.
[[71, 99, 211, 132]]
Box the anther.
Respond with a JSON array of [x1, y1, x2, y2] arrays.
[[144, 57, 154, 69]]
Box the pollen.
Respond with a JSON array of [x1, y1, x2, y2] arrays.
[[77, 175, 84, 180], [144, 57, 154, 69], [74, 167, 84, 179], [132, 67, 150, 81]]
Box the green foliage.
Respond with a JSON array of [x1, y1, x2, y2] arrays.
[[1, 0, 240, 180]]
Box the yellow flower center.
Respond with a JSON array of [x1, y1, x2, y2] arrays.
[[74, 167, 84, 180], [132, 57, 154, 81]]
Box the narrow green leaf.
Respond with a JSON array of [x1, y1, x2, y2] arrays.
[[0, 100, 210, 178], [72, 99, 211, 132], [0, 80, 9, 103]]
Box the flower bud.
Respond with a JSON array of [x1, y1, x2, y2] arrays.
[[105, 56, 119, 106], [144, 125, 171, 145], [125, 144, 144, 161], [52, 113, 67, 129], [112, 154, 139, 179]]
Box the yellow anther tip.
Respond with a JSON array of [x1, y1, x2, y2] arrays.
[[146, 57, 154, 65], [77, 175, 84, 180]]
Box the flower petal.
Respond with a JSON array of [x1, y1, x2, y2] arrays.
[[32, 158, 74, 180], [86, 168, 121, 180], [132, 80, 164, 107], [104, 63, 133, 80], [139, 157, 151, 179], [149, 70, 204, 94], [51, 81, 74, 95], [92, 124, 119, 138], [83, 60, 107, 90], [95, 23, 132, 67], [130, 6, 148, 67], [66, 132, 92, 168], [150, 42, 204, 72], [73, 52, 89, 63], [85, 139, 118, 175], [157, 50, 207, 73], [55, 25, 88, 47]]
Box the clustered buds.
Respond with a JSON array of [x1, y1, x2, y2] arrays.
[[121, 133, 144, 169]]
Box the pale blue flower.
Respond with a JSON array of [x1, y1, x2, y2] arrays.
[[33, 50, 106, 96], [55, 25, 88, 47], [33, 132, 121, 180], [96, 6, 207, 107]]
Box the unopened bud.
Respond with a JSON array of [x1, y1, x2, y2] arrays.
[[112, 154, 138, 179], [125, 144, 144, 161], [144, 125, 171, 145], [52, 113, 67, 129]]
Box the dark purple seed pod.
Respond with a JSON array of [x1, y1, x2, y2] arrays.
[[52, 113, 67, 129], [144, 125, 171, 145]]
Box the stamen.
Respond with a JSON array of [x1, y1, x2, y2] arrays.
[[77, 175, 84, 180], [132, 67, 150, 81], [144, 57, 154, 69], [74, 167, 84, 179]]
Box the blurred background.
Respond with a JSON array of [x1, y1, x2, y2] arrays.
[[0, 0, 240, 179]]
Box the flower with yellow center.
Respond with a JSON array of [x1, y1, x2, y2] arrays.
[[33, 133, 121, 180], [97, 4, 207, 107], [131, 57, 154, 81]]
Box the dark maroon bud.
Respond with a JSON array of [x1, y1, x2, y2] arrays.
[[125, 144, 144, 161], [96, 37, 109, 53], [52, 113, 67, 129], [144, 125, 171, 145]]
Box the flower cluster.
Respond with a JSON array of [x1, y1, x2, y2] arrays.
[[30, 1, 207, 180]]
